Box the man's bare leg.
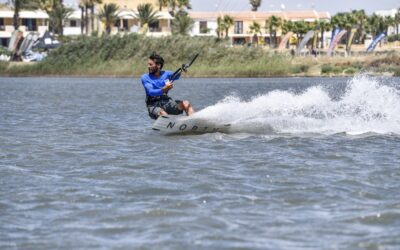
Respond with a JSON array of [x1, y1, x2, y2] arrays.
[[180, 100, 194, 116], [159, 109, 168, 116]]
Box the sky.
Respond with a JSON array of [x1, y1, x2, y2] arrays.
[[190, 0, 399, 14], [1, 0, 399, 15]]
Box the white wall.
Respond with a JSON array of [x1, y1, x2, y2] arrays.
[[190, 20, 218, 37]]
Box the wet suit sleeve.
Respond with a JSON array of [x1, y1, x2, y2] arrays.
[[167, 71, 180, 81], [141, 75, 163, 96]]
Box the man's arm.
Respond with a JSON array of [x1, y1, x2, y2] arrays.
[[141, 76, 163, 96], [167, 70, 180, 82]]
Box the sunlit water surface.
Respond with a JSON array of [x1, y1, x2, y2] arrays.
[[1, 76, 400, 249]]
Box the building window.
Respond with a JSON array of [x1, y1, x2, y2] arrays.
[[0, 38, 8, 47], [233, 38, 246, 45], [0, 18, 4, 31], [149, 21, 160, 32], [22, 19, 37, 31], [70, 20, 77, 27], [122, 19, 128, 30], [199, 21, 208, 34], [115, 19, 121, 28], [234, 21, 243, 34]]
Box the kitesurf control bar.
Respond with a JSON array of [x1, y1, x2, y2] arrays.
[[170, 53, 199, 82]]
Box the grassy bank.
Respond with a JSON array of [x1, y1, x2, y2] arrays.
[[1, 34, 399, 77]]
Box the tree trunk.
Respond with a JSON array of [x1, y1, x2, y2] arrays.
[[60, 0, 64, 36], [59, 14, 64, 37], [91, 6, 95, 33], [13, 9, 19, 30], [320, 29, 325, 49], [85, 6, 89, 34], [81, 6, 85, 35], [269, 28, 273, 48]]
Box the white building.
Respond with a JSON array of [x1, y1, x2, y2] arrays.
[[188, 10, 331, 46], [0, 9, 49, 46], [189, 12, 218, 37], [375, 8, 399, 35], [64, 10, 83, 36]]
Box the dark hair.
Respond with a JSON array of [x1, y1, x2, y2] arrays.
[[149, 52, 164, 69]]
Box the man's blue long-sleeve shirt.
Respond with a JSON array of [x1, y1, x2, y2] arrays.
[[141, 71, 180, 97]]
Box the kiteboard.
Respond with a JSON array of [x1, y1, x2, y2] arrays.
[[152, 115, 231, 135]]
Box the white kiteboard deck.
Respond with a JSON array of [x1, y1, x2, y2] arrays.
[[152, 115, 231, 135]]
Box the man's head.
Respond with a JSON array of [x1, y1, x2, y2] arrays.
[[148, 52, 164, 74]]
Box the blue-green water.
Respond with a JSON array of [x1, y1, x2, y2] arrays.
[[1, 76, 400, 249]]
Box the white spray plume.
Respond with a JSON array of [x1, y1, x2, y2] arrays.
[[194, 74, 400, 135]]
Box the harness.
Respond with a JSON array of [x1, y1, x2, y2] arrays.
[[145, 94, 171, 119], [145, 94, 170, 106]]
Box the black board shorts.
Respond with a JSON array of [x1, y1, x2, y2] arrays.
[[147, 97, 183, 119]]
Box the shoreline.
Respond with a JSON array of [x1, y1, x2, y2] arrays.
[[1, 56, 398, 78], [0, 67, 396, 78], [1, 35, 399, 78]]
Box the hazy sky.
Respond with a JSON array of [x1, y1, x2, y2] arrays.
[[191, 0, 399, 14], [2, 0, 399, 14]]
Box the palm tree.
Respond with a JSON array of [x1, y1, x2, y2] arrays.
[[171, 10, 194, 35], [319, 20, 331, 49], [51, 3, 73, 36], [79, 0, 90, 34], [222, 15, 234, 39], [331, 12, 346, 30], [249, 0, 262, 12], [177, 0, 191, 9], [281, 20, 294, 34], [368, 14, 384, 38], [331, 12, 356, 51], [249, 21, 261, 44], [79, 1, 85, 34], [157, 0, 168, 11], [135, 3, 160, 32], [89, 0, 102, 33], [167, 0, 191, 16], [292, 20, 309, 45], [265, 15, 282, 47], [36, 0, 72, 36], [98, 3, 119, 35], [216, 16, 224, 39], [344, 12, 356, 52], [384, 15, 395, 34], [352, 9, 368, 44], [249, 21, 261, 35], [78, 0, 101, 34], [9, 0, 37, 30], [395, 8, 400, 35]]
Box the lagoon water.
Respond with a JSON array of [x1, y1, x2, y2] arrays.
[[1, 76, 400, 249]]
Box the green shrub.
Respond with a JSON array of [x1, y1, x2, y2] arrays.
[[321, 64, 333, 74], [0, 46, 12, 56], [393, 67, 400, 77], [291, 64, 309, 74], [0, 61, 9, 72], [343, 67, 357, 74], [387, 34, 400, 42], [2, 34, 293, 77]]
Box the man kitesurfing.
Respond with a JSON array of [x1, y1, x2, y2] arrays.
[[141, 52, 196, 119]]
